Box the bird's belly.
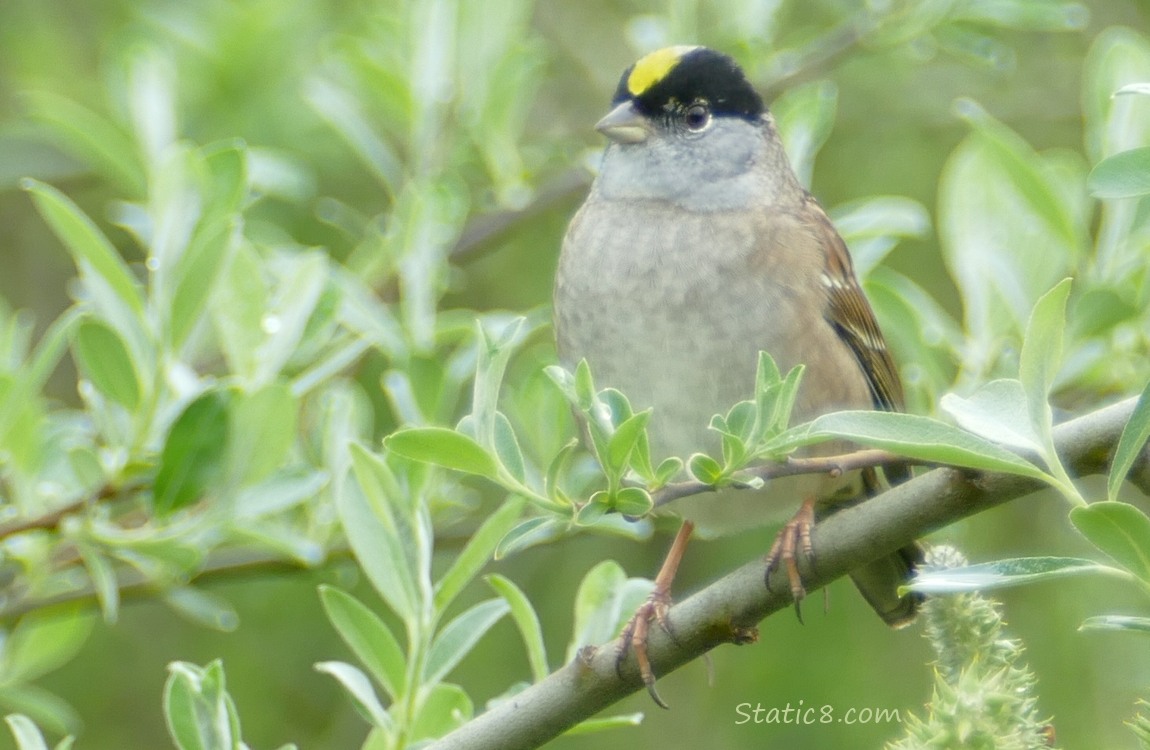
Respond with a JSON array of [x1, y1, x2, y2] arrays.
[[556, 202, 860, 534]]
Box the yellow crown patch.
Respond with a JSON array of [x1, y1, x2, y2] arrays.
[[627, 45, 701, 96]]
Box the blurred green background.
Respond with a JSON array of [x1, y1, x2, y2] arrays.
[[1, 0, 1149, 748]]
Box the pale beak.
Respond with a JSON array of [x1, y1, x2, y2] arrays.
[[595, 101, 650, 144]]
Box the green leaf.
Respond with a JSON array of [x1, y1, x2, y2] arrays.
[[956, 100, 1078, 247], [341, 446, 417, 621], [384, 427, 500, 480], [1110, 382, 1150, 502], [227, 383, 297, 487], [423, 598, 510, 685], [495, 517, 566, 559], [163, 661, 241, 750], [1080, 615, 1150, 633], [212, 241, 267, 380], [233, 470, 328, 520], [1071, 501, 1150, 582], [687, 453, 724, 485], [772, 80, 838, 187], [566, 560, 653, 662], [1, 607, 94, 684], [576, 493, 609, 526], [940, 379, 1042, 453], [654, 457, 683, 485], [605, 410, 651, 475], [1019, 278, 1072, 441], [573, 360, 596, 411], [905, 556, 1115, 594], [1088, 146, 1150, 198], [0, 687, 78, 737], [170, 216, 236, 351], [486, 574, 549, 682], [433, 497, 524, 611], [411, 683, 473, 742], [471, 318, 525, 451], [319, 586, 406, 700], [314, 661, 394, 733], [807, 411, 1049, 480], [22, 91, 145, 194], [830, 196, 931, 278], [200, 141, 248, 225], [154, 390, 231, 516], [493, 412, 526, 483], [614, 487, 653, 517], [23, 180, 144, 316], [76, 545, 119, 625], [71, 318, 141, 409], [5, 714, 50, 750], [544, 439, 578, 502], [162, 588, 239, 632], [565, 713, 645, 736], [253, 251, 327, 385]]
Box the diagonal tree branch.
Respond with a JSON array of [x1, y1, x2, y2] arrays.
[[426, 397, 1147, 750]]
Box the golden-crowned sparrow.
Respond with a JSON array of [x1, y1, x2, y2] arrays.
[[553, 46, 920, 702]]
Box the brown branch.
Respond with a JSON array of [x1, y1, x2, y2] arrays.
[[424, 397, 1143, 750], [450, 169, 591, 262], [652, 449, 906, 507]]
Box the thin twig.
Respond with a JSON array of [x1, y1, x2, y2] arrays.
[[652, 448, 906, 508]]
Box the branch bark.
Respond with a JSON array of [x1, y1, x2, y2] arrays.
[[426, 397, 1146, 750]]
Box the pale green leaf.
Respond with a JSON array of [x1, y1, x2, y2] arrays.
[[339, 448, 417, 621], [1019, 278, 1072, 440], [906, 556, 1115, 594], [614, 487, 653, 517], [495, 517, 566, 559], [227, 383, 297, 487], [76, 545, 119, 625], [940, 379, 1042, 453], [1088, 146, 1150, 198], [170, 217, 237, 351], [384, 427, 500, 480], [1071, 501, 1150, 582], [566, 560, 653, 662], [807, 411, 1048, 480], [433, 497, 524, 611], [163, 661, 237, 750], [71, 318, 140, 409], [1109, 382, 1150, 501], [1, 608, 94, 684], [771, 80, 837, 187], [687, 453, 724, 484], [162, 588, 239, 633], [1080, 615, 1150, 633], [606, 411, 651, 475], [22, 91, 145, 194], [411, 683, 473, 742], [23, 180, 144, 314], [0, 687, 78, 737], [5, 714, 50, 750], [423, 599, 510, 685], [565, 713, 645, 736], [319, 586, 406, 700], [314, 661, 394, 732], [486, 574, 548, 682]]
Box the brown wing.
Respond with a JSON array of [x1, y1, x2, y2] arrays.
[[800, 192, 905, 414], [800, 195, 921, 624]]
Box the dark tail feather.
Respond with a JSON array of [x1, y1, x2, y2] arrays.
[[850, 543, 923, 628]]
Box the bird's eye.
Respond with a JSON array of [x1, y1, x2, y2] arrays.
[[683, 103, 711, 131]]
